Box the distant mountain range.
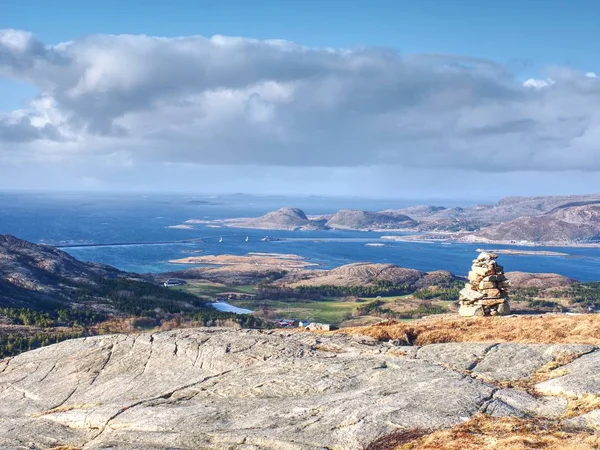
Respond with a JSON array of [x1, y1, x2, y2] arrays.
[[178, 194, 600, 245]]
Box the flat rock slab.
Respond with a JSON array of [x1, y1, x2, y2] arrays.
[[0, 329, 496, 450], [493, 388, 567, 419], [416, 343, 495, 371], [472, 343, 596, 382], [2, 329, 598, 449], [536, 350, 600, 397]]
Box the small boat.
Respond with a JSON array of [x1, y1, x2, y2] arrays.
[[261, 236, 282, 242], [245, 236, 249, 242], [219, 237, 223, 243]]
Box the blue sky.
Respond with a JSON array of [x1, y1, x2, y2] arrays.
[[3, 0, 599, 66], [1, 0, 600, 196]]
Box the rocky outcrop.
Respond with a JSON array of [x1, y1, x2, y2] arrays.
[[459, 252, 510, 316], [325, 209, 417, 230], [1, 329, 599, 449], [234, 208, 326, 231]]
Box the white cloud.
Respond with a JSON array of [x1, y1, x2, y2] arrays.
[[1, 28, 600, 183], [523, 77, 555, 89]]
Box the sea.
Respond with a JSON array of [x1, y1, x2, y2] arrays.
[[2, 191, 600, 282]]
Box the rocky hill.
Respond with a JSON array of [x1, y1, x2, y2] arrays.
[[505, 271, 576, 289], [0, 235, 215, 317], [325, 209, 417, 230], [471, 204, 600, 244], [233, 207, 326, 230], [2, 326, 600, 449], [282, 262, 458, 289], [0, 234, 125, 308]]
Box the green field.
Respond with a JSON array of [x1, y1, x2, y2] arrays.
[[176, 281, 257, 297], [176, 281, 453, 325], [230, 298, 361, 324]]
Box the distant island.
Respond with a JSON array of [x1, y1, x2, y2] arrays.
[[181, 207, 422, 232], [169, 252, 318, 268], [171, 194, 600, 246]]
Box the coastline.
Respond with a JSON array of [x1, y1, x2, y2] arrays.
[[381, 233, 600, 249], [175, 218, 424, 233], [169, 216, 600, 249], [475, 248, 569, 257]]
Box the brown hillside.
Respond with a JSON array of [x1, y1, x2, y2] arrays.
[[506, 271, 576, 289], [282, 262, 458, 289]]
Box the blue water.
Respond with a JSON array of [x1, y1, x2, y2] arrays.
[[2, 192, 600, 281], [212, 302, 253, 314]]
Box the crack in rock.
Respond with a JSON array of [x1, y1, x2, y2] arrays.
[[88, 344, 114, 387], [466, 343, 500, 372], [37, 361, 58, 383], [88, 369, 233, 445]]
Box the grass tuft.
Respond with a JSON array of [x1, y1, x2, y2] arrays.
[[386, 414, 600, 450]]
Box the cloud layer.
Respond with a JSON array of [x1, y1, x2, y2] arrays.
[[1, 29, 600, 176]]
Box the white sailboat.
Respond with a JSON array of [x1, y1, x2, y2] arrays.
[[245, 236, 249, 242], [219, 237, 223, 243]]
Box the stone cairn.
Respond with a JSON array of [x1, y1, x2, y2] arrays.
[[459, 251, 510, 316]]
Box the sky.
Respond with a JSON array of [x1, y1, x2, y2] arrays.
[[1, 0, 600, 199]]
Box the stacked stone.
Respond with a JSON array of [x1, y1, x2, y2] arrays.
[[459, 252, 510, 316]]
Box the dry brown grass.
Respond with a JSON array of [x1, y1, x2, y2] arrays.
[[488, 351, 585, 391], [565, 394, 600, 419], [337, 314, 600, 346], [387, 415, 600, 450]]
